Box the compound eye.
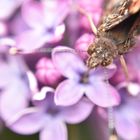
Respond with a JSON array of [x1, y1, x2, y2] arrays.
[[87, 44, 95, 55], [86, 55, 100, 69], [101, 58, 113, 67]]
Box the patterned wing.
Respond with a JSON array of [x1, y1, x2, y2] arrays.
[[98, 0, 140, 32]]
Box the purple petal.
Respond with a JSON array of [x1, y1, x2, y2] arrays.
[[0, 62, 13, 87], [22, 0, 45, 29], [0, 22, 7, 36], [0, 0, 23, 20], [10, 13, 29, 35], [118, 98, 140, 120], [0, 56, 28, 87], [75, 33, 94, 59], [61, 97, 94, 124], [55, 80, 84, 106], [16, 30, 47, 51], [40, 119, 67, 140], [0, 58, 16, 87], [86, 82, 120, 107], [89, 64, 116, 81], [43, 24, 65, 43], [52, 47, 86, 79], [0, 79, 29, 122], [8, 108, 46, 135], [42, 0, 69, 27], [115, 113, 139, 140], [32, 86, 55, 107]]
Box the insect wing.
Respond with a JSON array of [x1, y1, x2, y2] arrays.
[[98, 0, 140, 32]]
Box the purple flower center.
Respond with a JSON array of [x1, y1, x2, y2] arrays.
[[47, 106, 61, 116], [44, 93, 61, 116], [46, 27, 55, 34], [79, 71, 89, 84]]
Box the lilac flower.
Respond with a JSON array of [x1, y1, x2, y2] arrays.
[[0, 56, 30, 122], [13, 0, 103, 52], [97, 87, 140, 140], [114, 88, 140, 140], [52, 47, 120, 107], [15, 0, 68, 51], [7, 87, 93, 140], [74, 33, 94, 59], [36, 57, 62, 86]]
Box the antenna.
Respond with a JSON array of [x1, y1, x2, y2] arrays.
[[104, 68, 118, 140]]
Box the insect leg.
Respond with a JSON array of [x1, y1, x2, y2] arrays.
[[119, 55, 129, 81], [75, 6, 97, 35]]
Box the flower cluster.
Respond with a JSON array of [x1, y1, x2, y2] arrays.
[[0, 0, 140, 140]]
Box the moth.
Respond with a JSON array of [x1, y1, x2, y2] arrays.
[[86, 0, 140, 69]]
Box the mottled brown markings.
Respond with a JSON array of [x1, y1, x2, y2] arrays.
[[87, 0, 140, 69]]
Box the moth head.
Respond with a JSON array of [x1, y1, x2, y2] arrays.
[[87, 37, 118, 68]]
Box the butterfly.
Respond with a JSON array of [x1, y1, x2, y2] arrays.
[[86, 0, 140, 69]]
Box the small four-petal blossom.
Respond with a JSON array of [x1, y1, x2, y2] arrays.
[[52, 47, 120, 107]]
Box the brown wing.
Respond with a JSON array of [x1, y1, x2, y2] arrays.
[[98, 0, 140, 32], [98, 0, 122, 25], [102, 0, 123, 16]]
